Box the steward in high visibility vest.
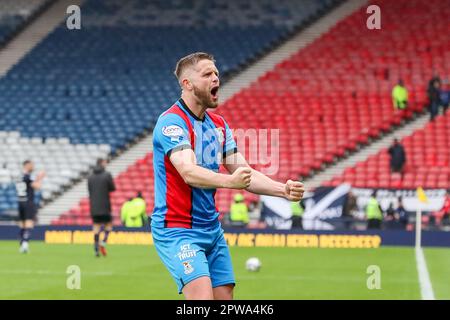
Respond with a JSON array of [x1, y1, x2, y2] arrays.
[[121, 198, 133, 224], [230, 193, 249, 226], [291, 201, 304, 229], [366, 192, 383, 229], [392, 80, 408, 110], [121, 193, 148, 227]]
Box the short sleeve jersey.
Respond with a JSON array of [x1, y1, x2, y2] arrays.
[[152, 99, 237, 229]]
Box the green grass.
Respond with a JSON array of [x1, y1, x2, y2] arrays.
[[424, 248, 450, 299], [0, 241, 448, 299]]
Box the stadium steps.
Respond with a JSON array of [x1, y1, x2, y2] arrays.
[[38, 135, 153, 224], [42, 0, 369, 225], [0, 0, 57, 49], [303, 112, 431, 189], [0, 0, 84, 77]]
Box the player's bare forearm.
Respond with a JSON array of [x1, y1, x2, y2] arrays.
[[180, 165, 236, 189], [31, 172, 46, 190], [170, 148, 251, 189], [245, 169, 286, 197], [224, 152, 284, 197], [224, 152, 305, 201], [31, 178, 43, 190], [247, 169, 305, 201]]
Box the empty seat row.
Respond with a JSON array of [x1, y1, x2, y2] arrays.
[[55, 0, 450, 225], [0, 0, 50, 46], [324, 112, 450, 189]]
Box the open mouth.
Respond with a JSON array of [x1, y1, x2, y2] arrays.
[[211, 86, 219, 99]]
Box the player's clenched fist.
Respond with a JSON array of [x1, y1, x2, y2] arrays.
[[37, 171, 46, 180], [284, 180, 305, 201], [228, 167, 252, 189]]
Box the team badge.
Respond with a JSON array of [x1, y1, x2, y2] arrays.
[[182, 261, 194, 275], [215, 127, 225, 144]]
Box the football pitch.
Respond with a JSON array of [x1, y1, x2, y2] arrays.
[[0, 241, 449, 300]]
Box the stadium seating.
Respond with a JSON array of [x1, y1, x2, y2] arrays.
[[0, 0, 336, 219], [214, 0, 449, 208], [323, 112, 450, 189], [220, 0, 448, 178], [0, 0, 51, 47], [46, 0, 335, 225], [0, 131, 109, 216], [3, 0, 335, 150], [54, 0, 449, 225]]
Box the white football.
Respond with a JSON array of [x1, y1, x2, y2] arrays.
[[245, 257, 262, 272]]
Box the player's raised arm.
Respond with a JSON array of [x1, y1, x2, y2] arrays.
[[224, 151, 304, 201], [169, 147, 251, 189], [31, 171, 46, 190]]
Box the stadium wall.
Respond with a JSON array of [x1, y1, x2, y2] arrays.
[[0, 226, 450, 248]]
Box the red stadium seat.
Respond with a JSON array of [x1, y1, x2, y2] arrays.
[[328, 112, 450, 189], [54, 0, 450, 225]]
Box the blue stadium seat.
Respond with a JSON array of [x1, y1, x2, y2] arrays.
[[0, 0, 337, 212], [0, 0, 51, 47]]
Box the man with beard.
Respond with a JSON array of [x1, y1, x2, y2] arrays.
[[151, 52, 305, 300]]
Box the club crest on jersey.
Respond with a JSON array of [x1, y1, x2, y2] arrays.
[[162, 125, 184, 142], [215, 127, 225, 144], [182, 261, 194, 275]]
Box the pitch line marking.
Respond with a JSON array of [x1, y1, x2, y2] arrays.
[[415, 247, 435, 300]]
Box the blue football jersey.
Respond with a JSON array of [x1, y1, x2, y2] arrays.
[[152, 99, 237, 229]]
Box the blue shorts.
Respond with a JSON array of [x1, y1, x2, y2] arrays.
[[152, 223, 235, 294]]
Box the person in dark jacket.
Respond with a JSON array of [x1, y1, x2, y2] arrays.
[[88, 158, 116, 257], [388, 139, 406, 174], [428, 76, 442, 121], [342, 191, 358, 229], [396, 197, 409, 229]]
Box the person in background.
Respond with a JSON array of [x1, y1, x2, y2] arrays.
[[229, 193, 249, 227], [342, 191, 358, 228], [430, 191, 450, 227], [120, 197, 133, 225], [121, 192, 148, 228], [440, 78, 450, 114], [383, 201, 398, 229], [16, 160, 45, 253], [427, 76, 442, 120], [366, 191, 383, 229], [392, 79, 408, 110], [396, 197, 409, 229], [248, 200, 258, 213], [290, 200, 304, 229], [388, 138, 406, 174], [385, 203, 396, 221], [88, 158, 116, 257]]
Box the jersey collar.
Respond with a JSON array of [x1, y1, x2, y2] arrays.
[[178, 98, 205, 122]]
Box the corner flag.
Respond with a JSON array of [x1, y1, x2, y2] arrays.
[[416, 187, 428, 203]]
